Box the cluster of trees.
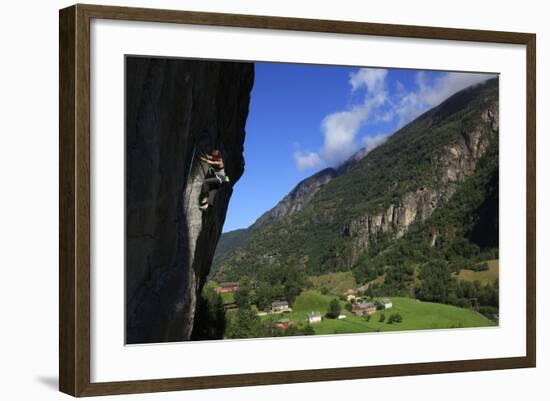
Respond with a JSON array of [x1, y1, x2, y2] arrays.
[[353, 230, 497, 288], [194, 273, 316, 340], [326, 298, 342, 319], [415, 260, 499, 319], [378, 312, 403, 324], [451, 279, 499, 322], [229, 264, 311, 311], [415, 260, 454, 303], [353, 233, 438, 286], [387, 313, 403, 324], [216, 267, 316, 339], [225, 309, 314, 339], [191, 284, 226, 340], [255, 265, 311, 310], [356, 256, 498, 321]]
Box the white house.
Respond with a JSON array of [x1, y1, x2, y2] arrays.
[[306, 311, 322, 324], [271, 300, 291, 313], [380, 298, 393, 309]]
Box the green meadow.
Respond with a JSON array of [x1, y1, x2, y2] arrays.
[[267, 290, 496, 335], [455, 259, 499, 285], [309, 272, 358, 295], [220, 291, 235, 303]]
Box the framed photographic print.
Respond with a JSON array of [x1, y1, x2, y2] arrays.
[[59, 4, 536, 397]]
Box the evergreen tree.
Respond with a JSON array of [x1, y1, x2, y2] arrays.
[[327, 298, 341, 319]]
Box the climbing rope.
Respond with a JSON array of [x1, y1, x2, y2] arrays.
[[182, 144, 213, 216], [183, 145, 197, 216], [196, 146, 210, 177]]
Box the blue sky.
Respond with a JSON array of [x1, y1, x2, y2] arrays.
[[222, 62, 493, 232]]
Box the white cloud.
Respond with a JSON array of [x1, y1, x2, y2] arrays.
[[293, 150, 323, 171], [316, 68, 388, 165], [419, 71, 492, 106], [363, 132, 390, 152], [320, 106, 365, 163], [293, 68, 495, 171], [395, 71, 495, 126], [394, 80, 405, 94], [349, 68, 387, 93]]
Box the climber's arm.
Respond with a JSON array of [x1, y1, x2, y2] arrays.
[[200, 156, 223, 167]]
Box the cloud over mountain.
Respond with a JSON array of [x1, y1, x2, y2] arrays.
[[293, 68, 495, 170]]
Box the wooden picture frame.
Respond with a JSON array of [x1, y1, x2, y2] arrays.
[[59, 3, 536, 397]]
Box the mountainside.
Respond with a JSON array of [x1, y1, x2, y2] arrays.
[[212, 77, 499, 287], [212, 147, 371, 269], [125, 57, 254, 344], [255, 167, 338, 227]]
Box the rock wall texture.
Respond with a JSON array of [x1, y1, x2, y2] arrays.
[[255, 168, 337, 227], [340, 103, 498, 264], [125, 57, 254, 344]]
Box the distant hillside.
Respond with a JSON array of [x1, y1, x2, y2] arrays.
[[213, 149, 370, 270], [254, 167, 338, 227], [213, 78, 499, 290], [211, 228, 251, 270]]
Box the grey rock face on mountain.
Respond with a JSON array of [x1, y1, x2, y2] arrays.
[[341, 102, 498, 263], [125, 57, 253, 344], [254, 168, 338, 227], [253, 146, 372, 228]]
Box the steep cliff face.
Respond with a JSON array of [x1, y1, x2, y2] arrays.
[[340, 103, 498, 263], [125, 57, 254, 344]]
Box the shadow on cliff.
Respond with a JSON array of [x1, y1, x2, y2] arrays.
[[125, 56, 254, 344]]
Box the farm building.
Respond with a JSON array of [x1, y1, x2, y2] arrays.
[[276, 319, 291, 330], [380, 298, 393, 309], [306, 311, 323, 324], [344, 289, 357, 302], [216, 282, 240, 294], [271, 300, 291, 313], [353, 302, 377, 316], [223, 301, 237, 310]]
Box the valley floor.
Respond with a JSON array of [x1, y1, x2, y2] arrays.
[[217, 261, 499, 339], [257, 291, 496, 336]]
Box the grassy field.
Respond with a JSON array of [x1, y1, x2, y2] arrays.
[[309, 272, 358, 295], [272, 290, 496, 335], [455, 259, 499, 285], [292, 290, 340, 312], [220, 292, 235, 303], [261, 290, 341, 322]]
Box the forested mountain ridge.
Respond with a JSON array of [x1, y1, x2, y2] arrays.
[[212, 77, 499, 288]]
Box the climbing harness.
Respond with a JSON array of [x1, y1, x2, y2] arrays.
[[185, 143, 232, 212], [197, 145, 229, 183]]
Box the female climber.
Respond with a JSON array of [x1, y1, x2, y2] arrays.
[[199, 149, 230, 211]]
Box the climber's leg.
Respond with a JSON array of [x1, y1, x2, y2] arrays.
[[200, 177, 221, 208], [208, 187, 219, 206]]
